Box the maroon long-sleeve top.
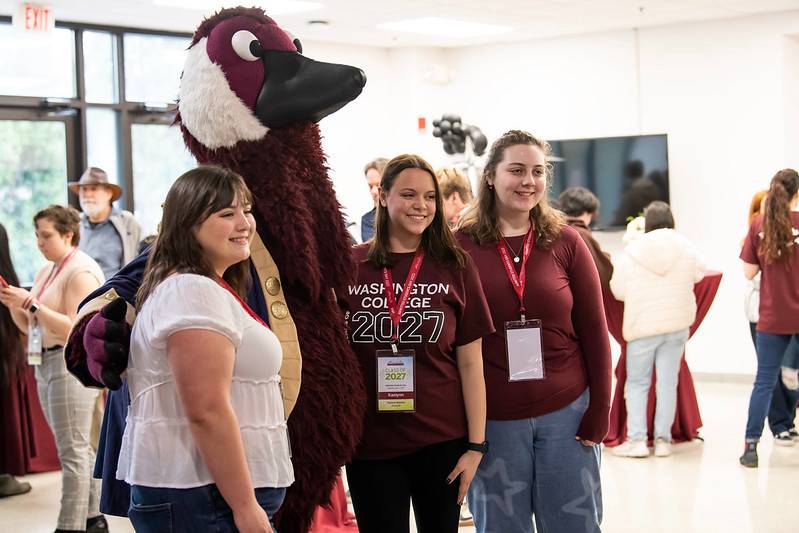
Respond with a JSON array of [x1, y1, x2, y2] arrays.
[[458, 225, 612, 443]]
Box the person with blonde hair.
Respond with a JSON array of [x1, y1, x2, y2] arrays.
[[435, 167, 474, 227], [458, 130, 611, 533]]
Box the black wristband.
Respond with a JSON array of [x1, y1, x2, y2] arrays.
[[467, 440, 489, 454]]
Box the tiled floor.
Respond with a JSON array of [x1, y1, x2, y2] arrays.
[[3, 381, 797, 533]]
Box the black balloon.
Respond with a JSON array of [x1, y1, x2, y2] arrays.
[[467, 127, 488, 156], [430, 112, 488, 157]]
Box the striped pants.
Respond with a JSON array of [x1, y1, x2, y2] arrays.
[[35, 346, 102, 530]]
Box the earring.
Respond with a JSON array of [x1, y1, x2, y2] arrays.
[[487, 183, 494, 190]]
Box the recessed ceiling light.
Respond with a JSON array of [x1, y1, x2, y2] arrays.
[[377, 17, 512, 38], [152, 1, 324, 16]]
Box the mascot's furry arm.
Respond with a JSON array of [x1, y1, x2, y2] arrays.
[[65, 7, 366, 532]]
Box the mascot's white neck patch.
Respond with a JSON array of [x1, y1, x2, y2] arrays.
[[178, 37, 269, 149]]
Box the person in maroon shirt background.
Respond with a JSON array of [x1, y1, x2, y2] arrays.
[[558, 186, 614, 291], [338, 154, 494, 533], [457, 130, 611, 533], [740, 168, 799, 467]]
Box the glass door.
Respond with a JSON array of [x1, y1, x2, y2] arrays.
[[128, 112, 196, 237], [0, 109, 77, 284]]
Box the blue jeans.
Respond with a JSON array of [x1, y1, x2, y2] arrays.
[[746, 332, 799, 440], [129, 483, 286, 533], [751, 324, 799, 434], [625, 329, 689, 441], [467, 390, 602, 533]]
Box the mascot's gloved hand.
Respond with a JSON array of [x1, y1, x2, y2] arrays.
[[83, 298, 130, 391]]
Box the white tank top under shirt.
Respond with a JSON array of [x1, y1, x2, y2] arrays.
[[117, 273, 294, 489]]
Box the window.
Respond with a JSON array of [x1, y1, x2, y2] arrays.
[[131, 123, 195, 236], [83, 30, 117, 103], [0, 20, 194, 269], [124, 33, 189, 104], [0, 118, 70, 284], [86, 108, 121, 184], [0, 24, 75, 98]]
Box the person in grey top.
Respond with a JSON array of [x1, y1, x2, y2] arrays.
[[68, 167, 142, 279]]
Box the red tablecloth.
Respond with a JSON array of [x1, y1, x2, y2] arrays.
[[603, 271, 723, 446], [0, 365, 60, 475]]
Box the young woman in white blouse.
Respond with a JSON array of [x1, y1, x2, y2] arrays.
[[117, 166, 292, 532]]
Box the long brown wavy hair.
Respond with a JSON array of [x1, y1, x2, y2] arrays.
[[459, 129, 563, 248], [136, 165, 253, 308], [0, 223, 23, 387], [367, 154, 467, 269], [760, 169, 799, 263]]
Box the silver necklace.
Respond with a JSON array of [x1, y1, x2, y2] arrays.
[[500, 235, 523, 263]]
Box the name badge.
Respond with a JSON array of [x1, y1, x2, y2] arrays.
[[504, 319, 544, 381], [27, 319, 42, 366], [376, 349, 416, 413]]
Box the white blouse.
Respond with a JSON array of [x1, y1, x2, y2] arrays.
[[117, 274, 294, 489]]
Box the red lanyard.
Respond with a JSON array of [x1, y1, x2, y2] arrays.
[[35, 247, 78, 300], [216, 276, 270, 330], [382, 250, 425, 350], [497, 226, 535, 319]]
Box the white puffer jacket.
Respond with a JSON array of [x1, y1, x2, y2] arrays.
[[610, 228, 706, 342]]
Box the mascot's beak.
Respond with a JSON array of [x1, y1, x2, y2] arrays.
[[254, 47, 366, 129]]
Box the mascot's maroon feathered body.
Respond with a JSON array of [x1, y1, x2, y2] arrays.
[[175, 7, 366, 532]]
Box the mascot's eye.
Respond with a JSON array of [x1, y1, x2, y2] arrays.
[[284, 29, 303, 54], [231, 30, 261, 62]]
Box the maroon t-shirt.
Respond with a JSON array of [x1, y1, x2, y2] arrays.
[[457, 225, 612, 443], [339, 245, 495, 460], [741, 212, 799, 334]]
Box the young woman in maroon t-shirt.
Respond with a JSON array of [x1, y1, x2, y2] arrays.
[[339, 154, 494, 533], [740, 168, 799, 467], [457, 130, 611, 533]]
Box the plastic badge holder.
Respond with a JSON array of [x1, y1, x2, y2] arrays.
[[505, 319, 544, 381], [376, 349, 416, 413]]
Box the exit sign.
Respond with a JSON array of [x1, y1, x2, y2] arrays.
[[14, 3, 55, 32]]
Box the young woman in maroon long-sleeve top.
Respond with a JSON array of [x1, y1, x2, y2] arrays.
[[338, 154, 494, 533], [457, 130, 612, 533]]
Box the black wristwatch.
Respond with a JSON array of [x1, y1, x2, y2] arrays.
[[27, 301, 40, 314], [467, 440, 489, 454]]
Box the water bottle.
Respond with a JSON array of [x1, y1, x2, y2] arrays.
[[27, 319, 42, 366]]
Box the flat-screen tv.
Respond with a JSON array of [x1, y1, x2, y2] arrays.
[[548, 134, 669, 229]]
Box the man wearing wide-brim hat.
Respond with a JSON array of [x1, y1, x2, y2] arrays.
[[68, 167, 142, 280]]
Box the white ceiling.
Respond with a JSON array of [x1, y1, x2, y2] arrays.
[[3, 0, 799, 46]]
